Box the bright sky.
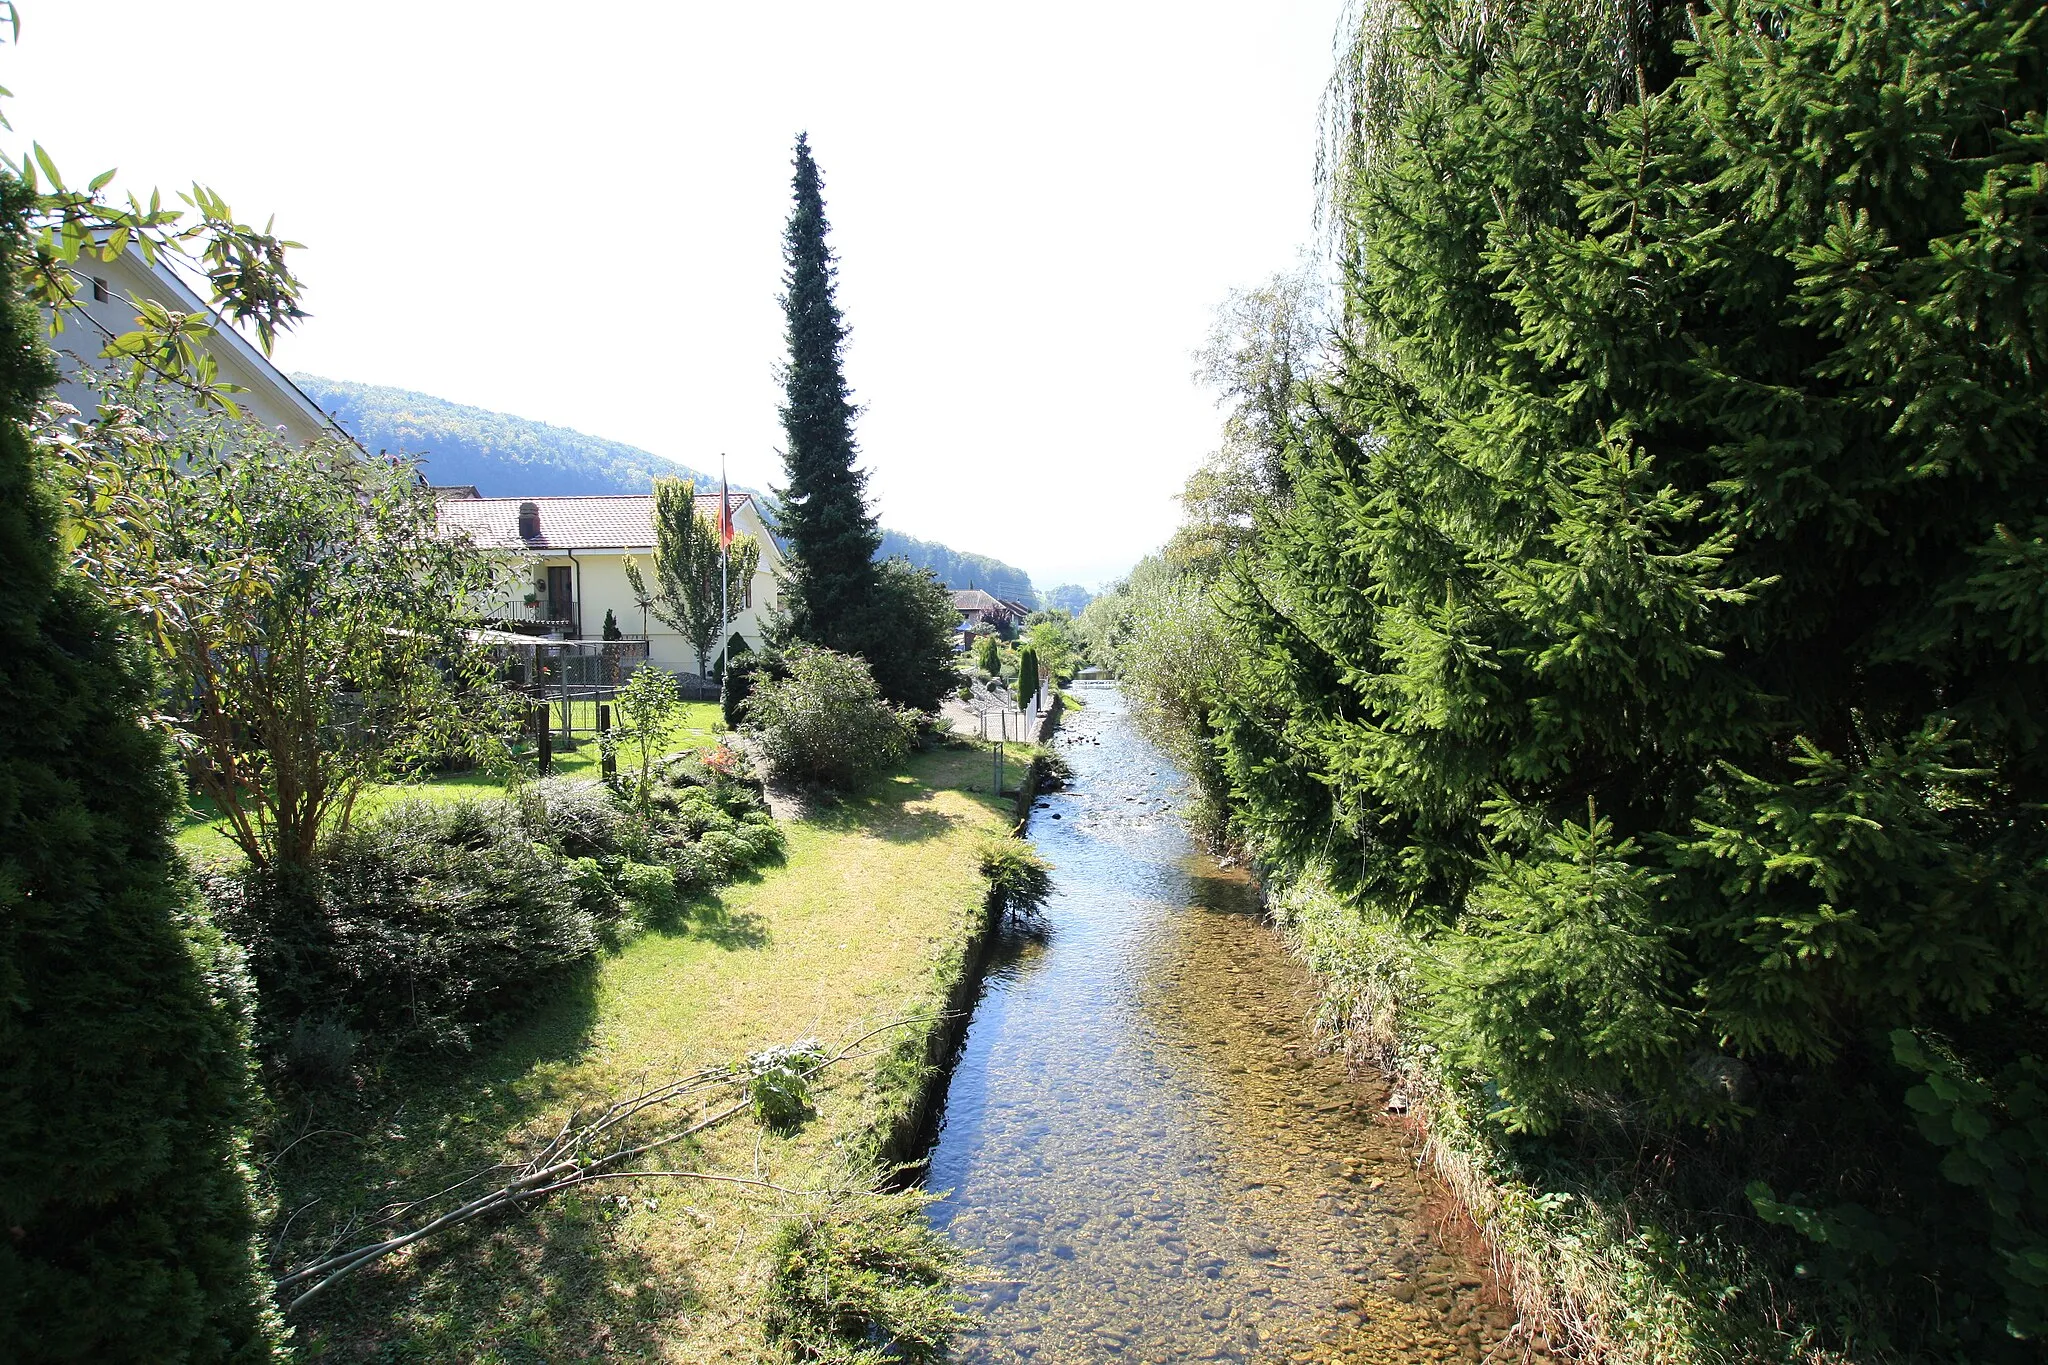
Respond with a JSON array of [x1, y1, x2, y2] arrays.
[[7, 2, 1344, 591]]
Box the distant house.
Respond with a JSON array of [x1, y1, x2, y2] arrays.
[[953, 589, 1030, 639], [435, 491, 784, 675], [46, 245, 344, 446]]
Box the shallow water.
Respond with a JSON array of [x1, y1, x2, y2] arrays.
[[926, 685, 1536, 1364]]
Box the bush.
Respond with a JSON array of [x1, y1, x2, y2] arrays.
[[722, 645, 786, 728], [518, 775, 630, 858], [977, 835, 1053, 916], [761, 1191, 967, 1364], [207, 796, 625, 1055], [744, 644, 918, 790]]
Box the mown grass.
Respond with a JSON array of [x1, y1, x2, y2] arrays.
[[269, 739, 1012, 1363], [175, 702, 726, 865]]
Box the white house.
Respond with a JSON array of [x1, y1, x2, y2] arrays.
[[46, 245, 341, 445], [435, 491, 785, 675]]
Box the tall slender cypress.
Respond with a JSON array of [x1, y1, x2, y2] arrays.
[[0, 176, 282, 1357], [775, 132, 881, 650]]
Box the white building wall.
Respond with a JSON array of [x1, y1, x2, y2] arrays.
[[47, 249, 333, 445], [476, 502, 785, 675]]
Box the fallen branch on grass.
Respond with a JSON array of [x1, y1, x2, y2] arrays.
[[275, 1016, 945, 1313]]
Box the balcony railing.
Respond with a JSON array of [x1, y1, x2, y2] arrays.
[[516, 597, 580, 636]]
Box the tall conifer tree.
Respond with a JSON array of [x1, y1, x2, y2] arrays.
[[775, 132, 881, 650], [0, 177, 282, 1358]]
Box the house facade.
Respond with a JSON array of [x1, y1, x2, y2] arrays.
[[435, 491, 785, 675], [952, 588, 1030, 639], [47, 245, 339, 444]]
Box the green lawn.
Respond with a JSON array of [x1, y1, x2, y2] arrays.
[[273, 739, 1013, 1363], [175, 702, 726, 865]]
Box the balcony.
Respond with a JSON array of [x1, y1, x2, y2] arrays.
[[514, 596, 580, 637]]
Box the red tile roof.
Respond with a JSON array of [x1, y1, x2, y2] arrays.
[[436, 493, 760, 551]]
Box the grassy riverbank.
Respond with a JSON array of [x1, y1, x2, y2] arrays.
[[269, 738, 1018, 1362]]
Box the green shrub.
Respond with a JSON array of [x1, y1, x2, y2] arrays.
[[617, 860, 684, 925], [977, 834, 1053, 916], [746, 1039, 827, 1130], [518, 775, 630, 858], [0, 169, 285, 1359], [722, 646, 785, 728], [1014, 645, 1039, 709], [761, 1191, 967, 1364], [744, 644, 917, 790], [207, 796, 625, 1054]]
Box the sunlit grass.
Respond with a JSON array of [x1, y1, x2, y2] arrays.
[[173, 702, 726, 865], [275, 740, 1011, 1362]]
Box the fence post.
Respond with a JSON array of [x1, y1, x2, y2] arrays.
[[599, 703, 616, 780], [535, 702, 553, 776]]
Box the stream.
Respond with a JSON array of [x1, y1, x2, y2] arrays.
[[926, 684, 1539, 1364]]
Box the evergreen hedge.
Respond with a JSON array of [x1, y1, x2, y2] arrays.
[[1204, 0, 2048, 1351], [0, 176, 282, 1360]]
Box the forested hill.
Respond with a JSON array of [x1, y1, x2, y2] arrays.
[[295, 375, 716, 496], [877, 530, 1035, 604], [297, 374, 1039, 603]]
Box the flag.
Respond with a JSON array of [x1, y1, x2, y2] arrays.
[[717, 468, 735, 548]]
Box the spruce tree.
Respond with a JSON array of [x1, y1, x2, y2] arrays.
[[0, 178, 281, 1359], [1202, 0, 2048, 1347], [775, 132, 881, 651], [770, 134, 957, 711]]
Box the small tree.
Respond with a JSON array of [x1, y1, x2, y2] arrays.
[[974, 633, 1000, 676], [631, 478, 761, 678], [1015, 646, 1040, 711], [42, 386, 520, 871], [601, 608, 622, 641], [609, 664, 684, 811], [743, 644, 915, 790]]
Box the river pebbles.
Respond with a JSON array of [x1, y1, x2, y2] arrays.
[[926, 686, 1550, 1363]]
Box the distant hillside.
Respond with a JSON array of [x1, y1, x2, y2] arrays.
[[299, 374, 1038, 603], [878, 530, 1036, 606], [295, 375, 714, 496]]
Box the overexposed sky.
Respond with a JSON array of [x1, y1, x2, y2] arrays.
[[6, 2, 1343, 590]]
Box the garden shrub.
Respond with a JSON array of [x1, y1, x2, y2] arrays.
[[744, 644, 917, 790], [0, 169, 285, 1359], [518, 775, 630, 858], [722, 645, 785, 728], [617, 860, 685, 926], [208, 796, 626, 1055]]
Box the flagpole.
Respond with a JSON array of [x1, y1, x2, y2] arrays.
[[719, 455, 730, 677]]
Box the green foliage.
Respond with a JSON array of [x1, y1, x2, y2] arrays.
[[1023, 610, 1080, 685], [745, 644, 918, 790], [762, 1191, 968, 1364], [637, 477, 761, 677], [206, 796, 627, 1055], [602, 608, 622, 641], [746, 1039, 828, 1130], [775, 133, 882, 654], [973, 632, 1000, 677], [1014, 645, 1039, 710], [41, 385, 520, 870], [977, 834, 1053, 916], [722, 644, 783, 728], [847, 557, 962, 712], [0, 171, 284, 1360], [1117, 0, 2048, 1351], [293, 374, 721, 496], [876, 528, 1035, 605], [610, 663, 685, 810]]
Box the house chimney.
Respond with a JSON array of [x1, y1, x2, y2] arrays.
[[517, 500, 540, 540]]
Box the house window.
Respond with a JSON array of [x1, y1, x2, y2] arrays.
[[91, 277, 109, 303]]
